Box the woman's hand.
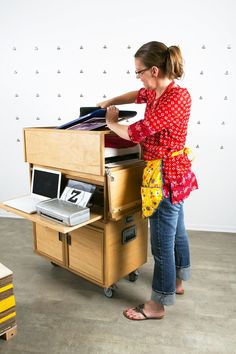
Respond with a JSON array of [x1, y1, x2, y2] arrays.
[[105, 105, 130, 140], [106, 105, 119, 126]]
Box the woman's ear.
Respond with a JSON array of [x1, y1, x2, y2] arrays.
[[151, 66, 159, 78]]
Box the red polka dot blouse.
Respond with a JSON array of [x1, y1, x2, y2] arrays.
[[128, 81, 198, 204]]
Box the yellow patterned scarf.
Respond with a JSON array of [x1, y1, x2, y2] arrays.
[[141, 159, 163, 218]]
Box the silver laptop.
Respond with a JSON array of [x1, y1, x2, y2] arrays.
[[3, 167, 62, 214]]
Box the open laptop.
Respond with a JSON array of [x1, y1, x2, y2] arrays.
[[3, 167, 62, 214]]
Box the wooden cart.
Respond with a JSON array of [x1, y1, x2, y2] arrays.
[[1, 128, 148, 298]]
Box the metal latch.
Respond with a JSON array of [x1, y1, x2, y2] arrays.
[[105, 168, 115, 182]]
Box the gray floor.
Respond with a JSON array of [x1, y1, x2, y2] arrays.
[[0, 217, 236, 354]]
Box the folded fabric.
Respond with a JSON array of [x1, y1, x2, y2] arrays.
[[0, 284, 13, 294], [0, 311, 16, 324], [0, 295, 16, 313], [105, 134, 137, 148], [0, 263, 13, 288], [0, 306, 16, 320], [0, 288, 14, 301], [0, 317, 16, 333]]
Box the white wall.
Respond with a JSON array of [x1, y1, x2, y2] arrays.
[[0, 0, 235, 232]]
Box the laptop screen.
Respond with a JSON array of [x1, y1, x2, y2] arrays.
[[32, 168, 61, 198]]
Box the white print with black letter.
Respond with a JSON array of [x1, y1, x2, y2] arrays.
[[60, 187, 92, 207]]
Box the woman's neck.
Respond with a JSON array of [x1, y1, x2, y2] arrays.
[[155, 78, 173, 98]]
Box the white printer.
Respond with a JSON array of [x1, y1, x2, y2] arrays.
[[36, 198, 90, 226]]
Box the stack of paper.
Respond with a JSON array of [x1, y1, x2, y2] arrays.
[[0, 263, 16, 334]]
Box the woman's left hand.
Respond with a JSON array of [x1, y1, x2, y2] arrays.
[[106, 106, 119, 125]]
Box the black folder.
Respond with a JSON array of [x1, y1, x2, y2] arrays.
[[57, 108, 137, 131]]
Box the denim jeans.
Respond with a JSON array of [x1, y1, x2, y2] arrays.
[[149, 197, 190, 306]]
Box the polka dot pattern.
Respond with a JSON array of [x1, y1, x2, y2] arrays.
[[128, 81, 198, 203]]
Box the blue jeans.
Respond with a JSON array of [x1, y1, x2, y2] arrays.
[[149, 197, 190, 306]]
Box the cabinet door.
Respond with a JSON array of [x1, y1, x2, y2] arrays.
[[68, 226, 104, 283], [34, 224, 65, 264], [106, 163, 144, 220], [104, 212, 148, 287]]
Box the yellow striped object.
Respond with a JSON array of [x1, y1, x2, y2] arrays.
[[0, 295, 16, 313], [0, 311, 16, 324], [0, 284, 13, 294]]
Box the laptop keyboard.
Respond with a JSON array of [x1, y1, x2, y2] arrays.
[[3, 196, 47, 214]]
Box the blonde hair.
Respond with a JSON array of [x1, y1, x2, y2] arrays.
[[135, 41, 184, 79]]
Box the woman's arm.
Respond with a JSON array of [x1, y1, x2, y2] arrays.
[[97, 91, 138, 108], [105, 106, 130, 140], [97, 91, 139, 140]]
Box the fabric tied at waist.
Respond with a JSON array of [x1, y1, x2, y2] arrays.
[[141, 147, 192, 218], [171, 147, 193, 160]]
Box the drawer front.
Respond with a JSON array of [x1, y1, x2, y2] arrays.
[[35, 224, 65, 263], [24, 128, 104, 176], [68, 226, 104, 283], [106, 163, 144, 220]]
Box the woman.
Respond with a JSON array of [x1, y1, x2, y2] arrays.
[[97, 41, 198, 321]]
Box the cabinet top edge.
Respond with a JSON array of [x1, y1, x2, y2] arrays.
[[24, 127, 111, 135]]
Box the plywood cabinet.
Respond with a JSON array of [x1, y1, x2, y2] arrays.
[[1, 127, 148, 296], [33, 212, 148, 289]]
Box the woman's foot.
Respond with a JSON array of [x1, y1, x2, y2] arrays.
[[123, 300, 165, 321], [176, 278, 184, 295]]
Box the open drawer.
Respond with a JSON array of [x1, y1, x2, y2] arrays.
[[106, 162, 145, 220]]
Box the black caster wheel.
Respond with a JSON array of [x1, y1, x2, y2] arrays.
[[51, 261, 59, 267], [104, 287, 113, 298], [128, 270, 139, 282]]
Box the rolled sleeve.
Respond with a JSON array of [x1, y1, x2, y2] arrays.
[[135, 88, 148, 104], [128, 88, 155, 143], [128, 120, 156, 143]]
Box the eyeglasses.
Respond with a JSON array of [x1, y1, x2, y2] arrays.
[[135, 67, 151, 77]]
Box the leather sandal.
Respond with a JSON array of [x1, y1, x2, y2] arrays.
[[123, 304, 165, 321]]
